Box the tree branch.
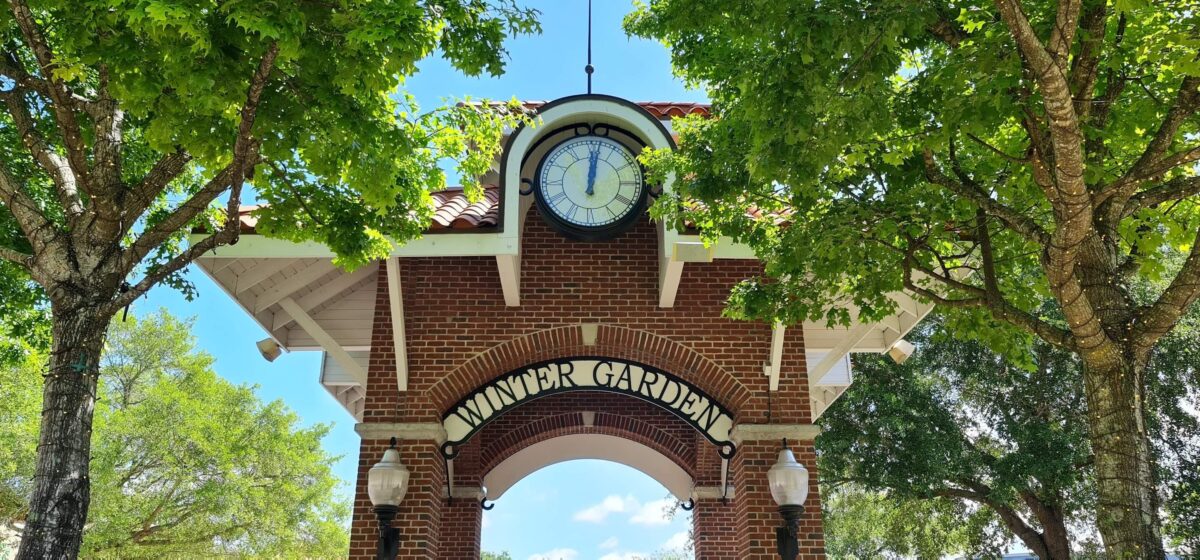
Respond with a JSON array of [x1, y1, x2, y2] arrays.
[[1132, 231, 1200, 357], [995, 0, 1116, 359], [1047, 0, 1083, 72], [1125, 176, 1200, 216], [902, 256, 1074, 348], [1098, 76, 1200, 209], [1069, 0, 1108, 120], [0, 67, 83, 217], [92, 65, 125, 194], [126, 149, 193, 219], [119, 42, 277, 276], [109, 43, 278, 312], [923, 149, 1049, 244], [7, 0, 93, 191], [0, 244, 33, 269], [937, 485, 1050, 559], [0, 157, 56, 254]]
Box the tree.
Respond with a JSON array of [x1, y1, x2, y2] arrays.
[[482, 553, 514, 560], [819, 308, 1200, 558], [627, 2, 1199, 557], [819, 316, 1094, 559], [822, 485, 1005, 560], [0, 1, 538, 557], [1, 310, 350, 558]]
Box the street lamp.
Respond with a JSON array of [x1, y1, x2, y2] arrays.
[[768, 438, 810, 560], [368, 437, 410, 560]]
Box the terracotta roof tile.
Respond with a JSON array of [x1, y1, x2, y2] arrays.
[[518, 100, 710, 118], [429, 185, 501, 230], [216, 100, 713, 235], [223, 186, 500, 235]]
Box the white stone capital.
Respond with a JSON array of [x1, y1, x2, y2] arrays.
[[355, 422, 447, 444]]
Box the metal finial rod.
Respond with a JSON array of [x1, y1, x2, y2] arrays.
[[585, 0, 594, 94]]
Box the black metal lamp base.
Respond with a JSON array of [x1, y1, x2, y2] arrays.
[[775, 504, 804, 560], [374, 505, 400, 560]]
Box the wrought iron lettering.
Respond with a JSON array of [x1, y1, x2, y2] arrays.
[[441, 357, 736, 458]]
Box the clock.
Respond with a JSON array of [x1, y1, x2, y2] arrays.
[[534, 133, 647, 240]]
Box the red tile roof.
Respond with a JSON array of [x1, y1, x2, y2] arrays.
[[216, 101, 713, 236], [429, 185, 501, 230], [223, 186, 501, 235], [517, 100, 711, 119]]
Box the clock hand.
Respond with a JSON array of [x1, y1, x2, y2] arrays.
[[586, 147, 599, 196]]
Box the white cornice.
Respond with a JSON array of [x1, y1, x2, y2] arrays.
[[354, 422, 447, 444], [730, 423, 821, 444]]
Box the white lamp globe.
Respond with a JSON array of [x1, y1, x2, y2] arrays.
[[767, 441, 809, 507], [368, 440, 410, 508]]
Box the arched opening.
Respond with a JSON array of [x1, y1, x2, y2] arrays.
[[481, 460, 694, 560], [485, 434, 692, 502], [439, 368, 735, 560]]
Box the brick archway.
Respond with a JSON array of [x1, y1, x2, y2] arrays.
[[478, 408, 697, 478], [427, 324, 753, 420], [438, 391, 712, 559], [467, 391, 702, 505]]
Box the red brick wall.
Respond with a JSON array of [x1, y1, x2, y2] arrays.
[[350, 210, 825, 559]]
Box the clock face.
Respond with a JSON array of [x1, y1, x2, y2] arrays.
[[535, 135, 646, 236]]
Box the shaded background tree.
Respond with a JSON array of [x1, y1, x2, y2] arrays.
[[0, 1, 538, 557], [818, 308, 1200, 558], [1, 310, 349, 558], [822, 485, 1006, 560], [628, 1, 1200, 556]]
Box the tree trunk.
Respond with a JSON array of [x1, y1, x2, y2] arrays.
[[16, 303, 114, 560], [1039, 508, 1073, 560], [1082, 356, 1166, 560]]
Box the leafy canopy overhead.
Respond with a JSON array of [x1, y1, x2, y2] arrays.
[[0, 0, 539, 304], [628, 0, 1199, 347]]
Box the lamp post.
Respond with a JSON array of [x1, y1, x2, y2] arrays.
[[767, 438, 810, 560], [368, 437, 410, 560]]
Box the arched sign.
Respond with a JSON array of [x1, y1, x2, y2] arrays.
[[441, 357, 736, 459]]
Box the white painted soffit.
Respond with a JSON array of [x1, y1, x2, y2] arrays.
[[193, 257, 379, 354], [802, 291, 937, 420]]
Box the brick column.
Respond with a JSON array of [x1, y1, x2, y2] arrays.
[[440, 439, 483, 559], [731, 425, 826, 560], [693, 494, 738, 558], [351, 426, 448, 560]]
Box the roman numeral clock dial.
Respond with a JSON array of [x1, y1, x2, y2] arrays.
[[534, 133, 647, 241]]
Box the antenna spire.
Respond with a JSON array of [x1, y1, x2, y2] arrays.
[[585, 0, 594, 94]]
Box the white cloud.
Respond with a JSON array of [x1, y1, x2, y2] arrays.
[[598, 537, 619, 550], [481, 512, 492, 530], [573, 494, 637, 523], [663, 530, 690, 551], [598, 553, 649, 560], [628, 498, 674, 526], [528, 548, 578, 560]]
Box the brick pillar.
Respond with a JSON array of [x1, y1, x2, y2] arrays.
[[440, 496, 482, 558], [732, 432, 825, 560], [350, 437, 447, 560], [693, 498, 738, 558], [440, 439, 483, 559]]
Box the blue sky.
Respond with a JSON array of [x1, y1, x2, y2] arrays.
[[138, 1, 704, 559]]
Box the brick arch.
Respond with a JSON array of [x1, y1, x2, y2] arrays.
[[479, 409, 697, 478], [428, 324, 752, 417]]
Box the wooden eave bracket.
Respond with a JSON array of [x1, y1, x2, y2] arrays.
[[278, 296, 367, 387], [805, 291, 937, 420], [763, 322, 786, 391], [659, 237, 714, 308], [385, 258, 410, 392], [496, 253, 520, 307]]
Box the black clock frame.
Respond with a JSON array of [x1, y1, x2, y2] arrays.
[[529, 123, 652, 242]]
